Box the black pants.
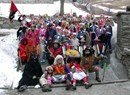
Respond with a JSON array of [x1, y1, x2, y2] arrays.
[[17, 77, 39, 89], [17, 26, 27, 38]]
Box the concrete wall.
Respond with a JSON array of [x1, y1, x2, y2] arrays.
[[116, 11, 130, 78]]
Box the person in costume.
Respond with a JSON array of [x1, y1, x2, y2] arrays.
[[80, 48, 105, 82], [52, 55, 72, 90], [39, 66, 53, 92]]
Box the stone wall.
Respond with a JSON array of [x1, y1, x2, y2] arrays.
[[0, 17, 20, 29], [116, 11, 130, 78], [0, 0, 53, 3]]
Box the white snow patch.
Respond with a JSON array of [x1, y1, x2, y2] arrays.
[[93, 4, 126, 13], [0, 29, 17, 33], [101, 3, 111, 5], [0, 30, 22, 88], [120, 6, 126, 9], [0, 90, 6, 95]]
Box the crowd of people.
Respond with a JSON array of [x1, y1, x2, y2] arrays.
[[17, 13, 112, 92]]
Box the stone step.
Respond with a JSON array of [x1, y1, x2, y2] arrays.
[[122, 21, 130, 26], [121, 14, 130, 21], [13, 79, 130, 89], [122, 26, 130, 31]]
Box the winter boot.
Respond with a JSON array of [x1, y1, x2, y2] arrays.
[[85, 84, 92, 89], [42, 84, 52, 92], [72, 85, 77, 90], [95, 77, 101, 82], [109, 49, 112, 54], [66, 85, 72, 90], [18, 85, 27, 92]]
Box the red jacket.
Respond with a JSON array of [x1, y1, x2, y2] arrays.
[[18, 44, 27, 62], [26, 30, 39, 46], [63, 43, 73, 50], [49, 46, 62, 57]]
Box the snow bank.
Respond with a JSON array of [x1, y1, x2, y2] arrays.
[[0, 30, 22, 88], [120, 6, 126, 9], [0, 90, 6, 95]]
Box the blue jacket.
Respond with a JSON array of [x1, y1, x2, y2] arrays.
[[104, 25, 113, 35], [46, 29, 57, 42], [90, 25, 98, 33]]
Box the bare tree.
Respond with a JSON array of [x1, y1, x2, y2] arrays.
[[60, 0, 65, 16]]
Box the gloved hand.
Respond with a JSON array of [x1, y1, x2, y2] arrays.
[[32, 76, 37, 79]]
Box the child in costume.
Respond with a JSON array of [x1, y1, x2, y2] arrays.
[[67, 55, 92, 90], [70, 33, 79, 50], [39, 66, 53, 92], [52, 55, 72, 90]]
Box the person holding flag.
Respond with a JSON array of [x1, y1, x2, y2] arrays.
[[17, 14, 28, 40]]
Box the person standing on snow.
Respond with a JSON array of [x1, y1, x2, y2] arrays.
[[17, 15, 30, 40]]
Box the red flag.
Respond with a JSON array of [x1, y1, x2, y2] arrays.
[[9, 0, 18, 23]]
